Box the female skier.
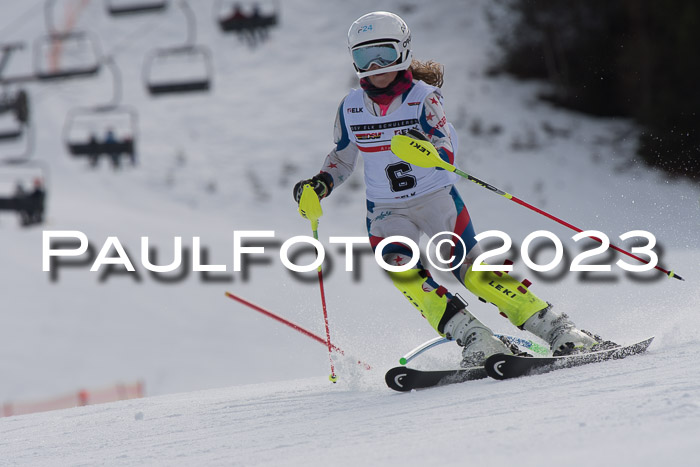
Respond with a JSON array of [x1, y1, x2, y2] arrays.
[[294, 11, 611, 366]]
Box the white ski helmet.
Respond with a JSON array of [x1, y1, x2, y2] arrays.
[[347, 11, 413, 78]]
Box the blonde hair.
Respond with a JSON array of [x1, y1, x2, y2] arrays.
[[409, 59, 444, 88]]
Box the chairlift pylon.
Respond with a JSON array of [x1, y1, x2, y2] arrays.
[[105, 0, 169, 16], [143, 0, 213, 96]]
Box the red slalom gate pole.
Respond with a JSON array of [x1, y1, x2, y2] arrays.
[[224, 292, 371, 370], [296, 184, 340, 382], [314, 261, 338, 381]]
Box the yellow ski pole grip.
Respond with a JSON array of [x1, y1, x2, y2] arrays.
[[390, 134, 456, 172], [298, 184, 323, 225]]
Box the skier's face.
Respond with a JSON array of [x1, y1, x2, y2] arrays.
[[367, 64, 398, 89]]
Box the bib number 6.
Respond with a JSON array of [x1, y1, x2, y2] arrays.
[[385, 162, 417, 192]]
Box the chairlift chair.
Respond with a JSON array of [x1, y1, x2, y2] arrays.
[[0, 88, 29, 125], [0, 88, 32, 163], [63, 105, 138, 162], [143, 45, 213, 95], [33, 31, 102, 81], [0, 128, 22, 141], [0, 127, 33, 162], [1, 43, 26, 79], [0, 160, 48, 227], [0, 128, 33, 163], [0, 42, 36, 88], [105, 0, 169, 16], [216, 0, 278, 33], [0, 90, 24, 140]]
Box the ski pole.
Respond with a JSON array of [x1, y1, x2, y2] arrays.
[[224, 291, 371, 370], [298, 184, 338, 382], [391, 133, 684, 281]]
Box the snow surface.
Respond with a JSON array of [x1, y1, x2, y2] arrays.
[[1, 0, 699, 465]]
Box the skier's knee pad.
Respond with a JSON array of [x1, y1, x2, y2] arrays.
[[462, 265, 547, 326], [388, 268, 449, 335]]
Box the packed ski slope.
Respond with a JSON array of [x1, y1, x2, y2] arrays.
[[3, 342, 699, 466], [1, 0, 699, 465]]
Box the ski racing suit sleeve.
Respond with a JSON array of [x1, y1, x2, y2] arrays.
[[318, 98, 359, 191], [419, 91, 455, 166]]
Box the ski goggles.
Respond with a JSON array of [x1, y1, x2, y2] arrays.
[[351, 42, 400, 71]]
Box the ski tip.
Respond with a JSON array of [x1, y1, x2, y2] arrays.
[[483, 353, 511, 381], [385, 366, 413, 392]]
